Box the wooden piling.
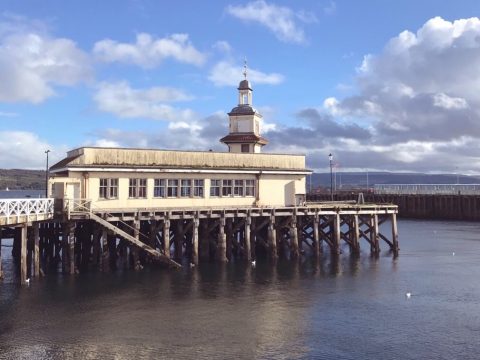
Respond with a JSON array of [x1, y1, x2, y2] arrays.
[[332, 214, 341, 255], [20, 223, 28, 284], [217, 215, 228, 262], [0, 230, 2, 280], [245, 215, 251, 261], [391, 213, 399, 255], [370, 215, 380, 255], [313, 212, 320, 258], [290, 215, 299, 258], [33, 222, 40, 277], [352, 214, 360, 254], [268, 214, 277, 259], [163, 216, 171, 259], [192, 216, 199, 265]]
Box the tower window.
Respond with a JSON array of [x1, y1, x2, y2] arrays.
[[241, 144, 250, 153], [242, 94, 248, 104]]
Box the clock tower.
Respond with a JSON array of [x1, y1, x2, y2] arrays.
[[220, 62, 268, 153]]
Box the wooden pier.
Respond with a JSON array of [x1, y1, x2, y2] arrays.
[[0, 198, 398, 284]]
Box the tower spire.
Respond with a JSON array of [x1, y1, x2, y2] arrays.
[[243, 57, 248, 80]]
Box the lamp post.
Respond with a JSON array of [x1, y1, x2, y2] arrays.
[[329, 153, 333, 201], [45, 150, 50, 198]]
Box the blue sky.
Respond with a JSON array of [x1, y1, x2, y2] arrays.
[[1, 1, 480, 173]]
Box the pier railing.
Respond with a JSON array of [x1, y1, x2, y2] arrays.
[[0, 198, 54, 226], [374, 184, 480, 195]]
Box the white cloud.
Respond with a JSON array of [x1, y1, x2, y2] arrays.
[[94, 139, 121, 148], [433, 93, 468, 110], [0, 17, 92, 104], [0, 131, 61, 169], [93, 33, 206, 68], [226, 1, 315, 44], [209, 61, 284, 86], [303, 16, 480, 172], [329, 17, 480, 143], [93, 81, 196, 122]]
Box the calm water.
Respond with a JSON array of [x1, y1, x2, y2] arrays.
[[1, 219, 480, 359], [0, 190, 44, 199]]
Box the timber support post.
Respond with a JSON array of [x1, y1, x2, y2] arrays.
[[313, 211, 320, 258], [0, 230, 3, 280], [268, 212, 277, 260], [332, 213, 341, 255], [290, 213, 299, 258], [217, 214, 227, 262], [391, 213, 399, 255], [352, 214, 360, 254], [245, 214, 251, 261], [20, 223, 28, 285], [192, 215, 199, 265], [33, 222, 40, 277], [163, 214, 171, 259]]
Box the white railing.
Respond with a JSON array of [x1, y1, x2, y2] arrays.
[[0, 198, 54, 221]]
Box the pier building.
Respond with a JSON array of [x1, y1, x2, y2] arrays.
[[0, 71, 399, 284]]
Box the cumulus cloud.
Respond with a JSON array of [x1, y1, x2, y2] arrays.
[[93, 33, 206, 68], [0, 16, 92, 104], [209, 60, 284, 86], [226, 1, 316, 44], [93, 81, 196, 122], [0, 131, 63, 169], [90, 112, 228, 151], [313, 16, 480, 172]]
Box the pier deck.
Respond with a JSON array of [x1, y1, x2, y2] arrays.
[[0, 199, 398, 284]]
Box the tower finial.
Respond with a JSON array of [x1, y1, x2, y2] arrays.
[[243, 57, 248, 79]]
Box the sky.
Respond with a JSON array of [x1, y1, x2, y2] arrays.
[[1, 0, 480, 174]]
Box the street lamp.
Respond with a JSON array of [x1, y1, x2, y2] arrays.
[[45, 150, 50, 198], [329, 153, 333, 201]]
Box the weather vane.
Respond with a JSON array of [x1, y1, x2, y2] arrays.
[[243, 57, 248, 79]]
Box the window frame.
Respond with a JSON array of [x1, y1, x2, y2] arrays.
[[154, 179, 166, 198], [99, 178, 118, 199]]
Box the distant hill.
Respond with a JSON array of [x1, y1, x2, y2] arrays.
[[309, 172, 480, 190], [0, 168, 478, 191], [0, 169, 46, 190]]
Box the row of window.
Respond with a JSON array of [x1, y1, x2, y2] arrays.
[[99, 178, 256, 199]]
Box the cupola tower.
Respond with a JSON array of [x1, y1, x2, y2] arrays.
[[220, 61, 268, 153]]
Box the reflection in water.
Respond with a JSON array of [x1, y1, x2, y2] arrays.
[[2, 220, 480, 359]]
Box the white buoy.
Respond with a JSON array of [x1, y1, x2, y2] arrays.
[[251, 260, 256, 267], [405, 292, 411, 298]]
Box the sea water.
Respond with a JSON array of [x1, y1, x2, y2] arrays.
[[1, 219, 480, 359]]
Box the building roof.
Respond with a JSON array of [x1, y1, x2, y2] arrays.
[[238, 79, 252, 90], [228, 104, 261, 116], [219, 133, 269, 145], [49, 147, 308, 173]]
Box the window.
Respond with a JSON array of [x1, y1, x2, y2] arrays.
[[234, 180, 244, 196], [99, 178, 118, 199], [210, 180, 220, 197], [242, 94, 248, 104], [154, 179, 166, 198], [167, 179, 178, 197], [245, 179, 255, 197], [194, 179, 204, 197], [241, 144, 250, 153], [222, 180, 233, 196], [181, 179, 192, 197], [129, 178, 147, 198]]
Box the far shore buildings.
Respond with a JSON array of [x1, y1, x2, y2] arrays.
[[49, 72, 311, 210]]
